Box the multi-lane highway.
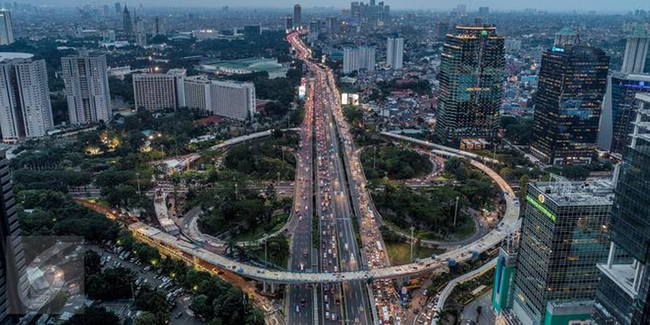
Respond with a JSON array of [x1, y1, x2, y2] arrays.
[[287, 76, 316, 325], [108, 31, 522, 325]]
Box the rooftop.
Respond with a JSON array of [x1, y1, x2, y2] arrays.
[[532, 180, 615, 207], [0, 52, 34, 62]]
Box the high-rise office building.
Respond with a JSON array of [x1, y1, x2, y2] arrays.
[[0, 10, 14, 46], [133, 69, 186, 111], [326, 17, 339, 34], [285, 16, 293, 31], [512, 181, 614, 325], [478, 6, 490, 16], [0, 149, 26, 324], [293, 4, 302, 26], [0, 53, 53, 141], [554, 27, 579, 47], [434, 25, 505, 145], [597, 73, 650, 155], [343, 46, 376, 74], [492, 232, 519, 317], [153, 16, 167, 36], [183, 76, 255, 121], [530, 44, 609, 165], [61, 53, 112, 125], [114, 2, 121, 14], [123, 6, 132, 36], [386, 37, 404, 70], [621, 28, 649, 74], [593, 93, 650, 325], [436, 22, 449, 39], [598, 31, 650, 156]]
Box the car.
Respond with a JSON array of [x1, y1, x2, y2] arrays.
[[175, 312, 183, 319], [300, 299, 306, 307], [295, 305, 300, 313]]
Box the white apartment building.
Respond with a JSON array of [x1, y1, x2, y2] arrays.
[[386, 37, 404, 69], [343, 46, 376, 74], [0, 10, 14, 45], [133, 69, 186, 111], [61, 53, 112, 124], [0, 53, 53, 141], [184, 75, 255, 121]]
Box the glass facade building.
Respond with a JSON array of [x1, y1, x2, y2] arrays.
[[434, 25, 505, 145], [512, 181, 614, 325], [594, 93, 650, 325], [597, 73, 650, 155], [530, 45, 610, 165]]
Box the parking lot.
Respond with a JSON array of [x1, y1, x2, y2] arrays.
[[89, 245, 201, 325]]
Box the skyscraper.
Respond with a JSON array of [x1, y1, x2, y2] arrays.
[[554, 27, 579, 47], [621, 28, 649, 74], [293, 4, 301, 26], [386, 37, 404, 70], [153, 16, 167, 36], [598, 31, 650, 156], [114, 2, 121, 15], [597, 73, 650, 155], [434, 25, 505, 145], [592, 93, 650, 325], [512, 181, 614, 325], [0, 148, 26, 324], [61, 53, 112, 125], [285, 16, 293, 31], [123, 6, 132, 36], [343, 46, 376, 74], [0, 53, 53, 141], [0, 10, 14, 46], [530, 44, 610, 165]]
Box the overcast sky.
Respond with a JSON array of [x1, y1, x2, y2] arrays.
[[12, 0, 649, 12]]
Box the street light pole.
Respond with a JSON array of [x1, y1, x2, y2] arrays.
[[264, 234, 268, 263], [410, 226, 415, 262], [454, 196, 460, 227]]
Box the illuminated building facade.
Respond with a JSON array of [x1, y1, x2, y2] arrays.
[[434, 25, 505, 145]]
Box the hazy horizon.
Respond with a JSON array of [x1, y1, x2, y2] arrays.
[[7, 0, 650, 13]]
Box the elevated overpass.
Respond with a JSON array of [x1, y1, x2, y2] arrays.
[[128, 134, 521, 284]]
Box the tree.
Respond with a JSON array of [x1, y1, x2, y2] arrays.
[[64, 306, 120, 325], [135, 284, 170, 313], [133, 312, 159, 325], [84, 250, 102, 276], [190, 294, 212, 319]]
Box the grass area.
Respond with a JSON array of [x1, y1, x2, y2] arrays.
[[232, 213, 289, 242], [385, 217, 476, 242], [249, 248, 289, 269], [385, 241, 444, 266]]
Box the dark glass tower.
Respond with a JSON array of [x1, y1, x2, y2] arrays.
[[434, 25, 505, 146], [122, 6, 132, 36], [0, 149, 25, 324], [593, 93, 650, 325], [512, 181, 613, 325], [597, 73, 650, 155], [530, 45, 610, 165]]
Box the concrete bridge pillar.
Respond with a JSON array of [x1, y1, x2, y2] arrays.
[[263, 281, 269, 293], [271, 282, 277, 292]]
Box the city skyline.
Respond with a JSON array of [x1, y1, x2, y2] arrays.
[[3, 0, 650, 12]]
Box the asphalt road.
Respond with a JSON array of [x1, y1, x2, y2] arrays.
[[288, 77, 316, 325]]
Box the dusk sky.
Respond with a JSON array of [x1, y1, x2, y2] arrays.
[[10, 0, 650, 12]]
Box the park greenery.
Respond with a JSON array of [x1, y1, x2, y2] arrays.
[[370, 157, 498, 240], [223, 130, 299, 181], [371, 181, 474, 240], [360, 144, 432, 180], [17, 190, 120, 241]]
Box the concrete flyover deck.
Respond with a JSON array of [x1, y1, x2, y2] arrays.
[[128, 133, 521, 285]]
